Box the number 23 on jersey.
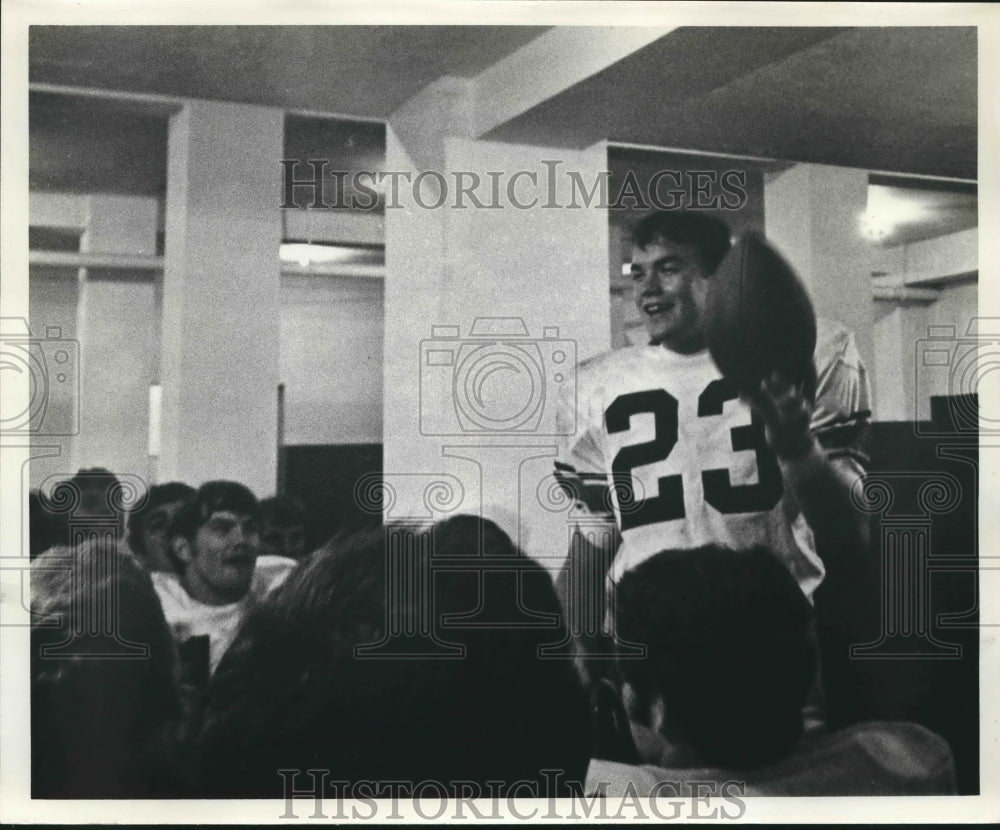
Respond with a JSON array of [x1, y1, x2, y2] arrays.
[[605, 377, 784, 532]]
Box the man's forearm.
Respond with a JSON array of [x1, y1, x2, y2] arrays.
[[745, 372, 871, 557], [779, 438, 870, 556]]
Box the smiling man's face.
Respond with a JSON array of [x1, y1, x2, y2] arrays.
[[177, 510, 259, 606], [630, 236, 711, 354]]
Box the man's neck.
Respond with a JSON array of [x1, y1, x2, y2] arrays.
[[648, 321, 707, 353], [654, 337, 708, 355], [181, 572, 244, 607]]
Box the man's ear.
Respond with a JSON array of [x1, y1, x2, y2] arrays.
[[623, 681, 668, 736], [172, 535, 194, 566], [693, 271, 712, 308], [649, 694, 667, 736], [622, 682, 671, 762]]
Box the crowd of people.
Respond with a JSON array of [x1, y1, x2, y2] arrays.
[[29, 211, 958, 800]]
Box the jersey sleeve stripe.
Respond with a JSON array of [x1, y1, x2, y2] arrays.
[[815, 419, 871, 468], [814, 409, 872, 431], [826, 448, 871, 465], [814, 420, 871, 446], [553, 465, 613, 516]]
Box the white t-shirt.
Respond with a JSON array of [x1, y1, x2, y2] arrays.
[[555, 319, 870, 597], [152, 555, 297, 674]]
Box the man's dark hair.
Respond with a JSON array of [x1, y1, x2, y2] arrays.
[[169, 480, 259, 542], [127, 481, 196, 556], [615, 545, 816, 770], [40, 468, 129, 547], [259, 494, 307, 528], [194, 515, 592, 797], [631, 210, 732, 275], [61, 467, 121, 504], [31, 541, 184, 796]]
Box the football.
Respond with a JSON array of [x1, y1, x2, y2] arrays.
[[704, 231, 818, 400]]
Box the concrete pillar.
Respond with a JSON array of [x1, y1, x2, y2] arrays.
[[383, 80, 611, 569], [26, 277, 79, 490], [160, 101, 283, 495], [73, 280, 159, 480], [873, 305, 906, 421], [764, 164, 875, 385], [73, 196, 159, 480]]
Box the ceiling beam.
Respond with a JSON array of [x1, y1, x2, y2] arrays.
[[903, 228, 977, 284], [29, 250, 162, 270], [30, 82, 386, 124], [283, 210, 384, 247], [471, 27, 674, 139], [875, 269, 978, 289], [29, 192, 89, 229], [871, 282, 940, 304], [870, 228, 978, 289]]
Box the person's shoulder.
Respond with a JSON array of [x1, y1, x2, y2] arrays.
[[761, 720, 957, 795], [587, 721, 957, 797], [150, 568, 183, 595], [815, 317, 863, 371], [812, 317, 870, 428], [576, 345, 664, 386], [251, 555, 298, 596], [150, 570, 195, 616], [585, 758, 667, 797], [255, 554, 298, 576], [576, 345, 630, 375], [831, 721, 956, 790]]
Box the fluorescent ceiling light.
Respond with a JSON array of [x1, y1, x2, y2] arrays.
[[859, 185, 933, 242], [280, 243, 361, 267]]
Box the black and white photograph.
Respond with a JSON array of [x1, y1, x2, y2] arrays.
[[1, 1, 997, 823]]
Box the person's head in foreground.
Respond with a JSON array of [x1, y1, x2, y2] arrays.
[[31, 540, 182, 797], [127, 481, 196, 572], [629, 210, 732, 353], [614, 544, 816, 770], [257, 494, 309, 561], [194, 515, 592, 797], [59, 466, 124, 517], [41, 467, 128, 547], [169, 481, 260, 606]]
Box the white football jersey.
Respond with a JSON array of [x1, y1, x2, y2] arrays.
[[554, 319, 870, 597], [152, 554, 297, 674]]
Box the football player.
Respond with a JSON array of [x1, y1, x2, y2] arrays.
[[554, 210, 871, 600], [153, 481, 297, 678]]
